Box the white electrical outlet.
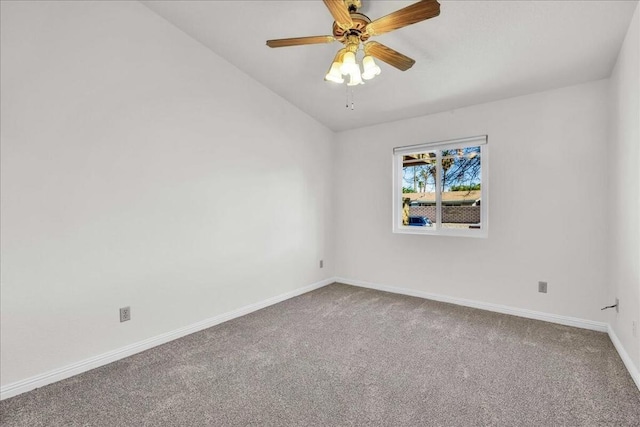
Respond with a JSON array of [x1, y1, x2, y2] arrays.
[[120, 306, 131, 322]]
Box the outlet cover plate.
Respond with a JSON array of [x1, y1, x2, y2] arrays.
[[538, 281, 547, 293], [120, 306, 131, 322]]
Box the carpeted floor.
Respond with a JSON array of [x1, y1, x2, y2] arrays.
[[1, 283, 639, 426]]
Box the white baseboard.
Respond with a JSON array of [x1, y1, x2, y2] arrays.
[[0, 278, 334, 401], [336, 277, 608, 332], [607, 325, 640, 391], [4, 277, 638, 400], [337, 277, 640, 391]]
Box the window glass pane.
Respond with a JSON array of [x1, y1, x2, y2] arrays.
[[402, 152, 436, 228], [441, 146, 482, 230]]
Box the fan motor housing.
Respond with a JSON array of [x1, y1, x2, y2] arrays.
[[332, 13, 371, 43]]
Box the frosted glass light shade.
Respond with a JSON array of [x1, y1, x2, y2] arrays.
[[340, 51, 357, 75], [361, 55, 381, 80], [347, 66, 364, 86], [325, 62, 344, 83]]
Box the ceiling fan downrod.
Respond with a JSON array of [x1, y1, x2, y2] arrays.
[[345, 0, 361, 14]]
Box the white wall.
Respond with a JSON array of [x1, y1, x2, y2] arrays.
[[607, 4, 640, 369], [0, 1, 334, 387], [334, 80, 610, 323], [1, 0, 636, 396]]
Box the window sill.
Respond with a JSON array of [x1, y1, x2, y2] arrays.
[[392, 226, 488, 238]]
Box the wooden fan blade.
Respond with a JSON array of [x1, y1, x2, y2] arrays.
[[323, 0, 353, 30], [366, 0, 440, 36], [266, 35, 335, 48], [365, 41, 415, 71]]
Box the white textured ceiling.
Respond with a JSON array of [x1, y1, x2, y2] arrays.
[[143, 0, 637, 131]]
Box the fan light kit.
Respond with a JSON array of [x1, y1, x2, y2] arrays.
[[267, 0, 441, 91]]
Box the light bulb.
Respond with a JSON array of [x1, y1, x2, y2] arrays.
[[347, 66, 364, 86], [340, 51, 357, 75], [361, 55, 381, 80], [325, 62, 344, 83]]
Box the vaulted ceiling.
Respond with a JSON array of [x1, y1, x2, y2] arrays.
[[143, 1, 637, 131]]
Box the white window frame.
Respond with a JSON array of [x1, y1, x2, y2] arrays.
[[392, 135, 489, 238]]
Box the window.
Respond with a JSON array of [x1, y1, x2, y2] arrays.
[[392, 135, 488, 237]]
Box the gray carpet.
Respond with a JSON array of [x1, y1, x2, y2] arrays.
[[1, 283, 639, 426]]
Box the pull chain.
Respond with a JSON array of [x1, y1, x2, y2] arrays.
[[345, 85, 349, 109], [345, 86, 355, 110]]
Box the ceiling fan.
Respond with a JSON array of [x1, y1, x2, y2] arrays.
[[266, 0, 441, 86]]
